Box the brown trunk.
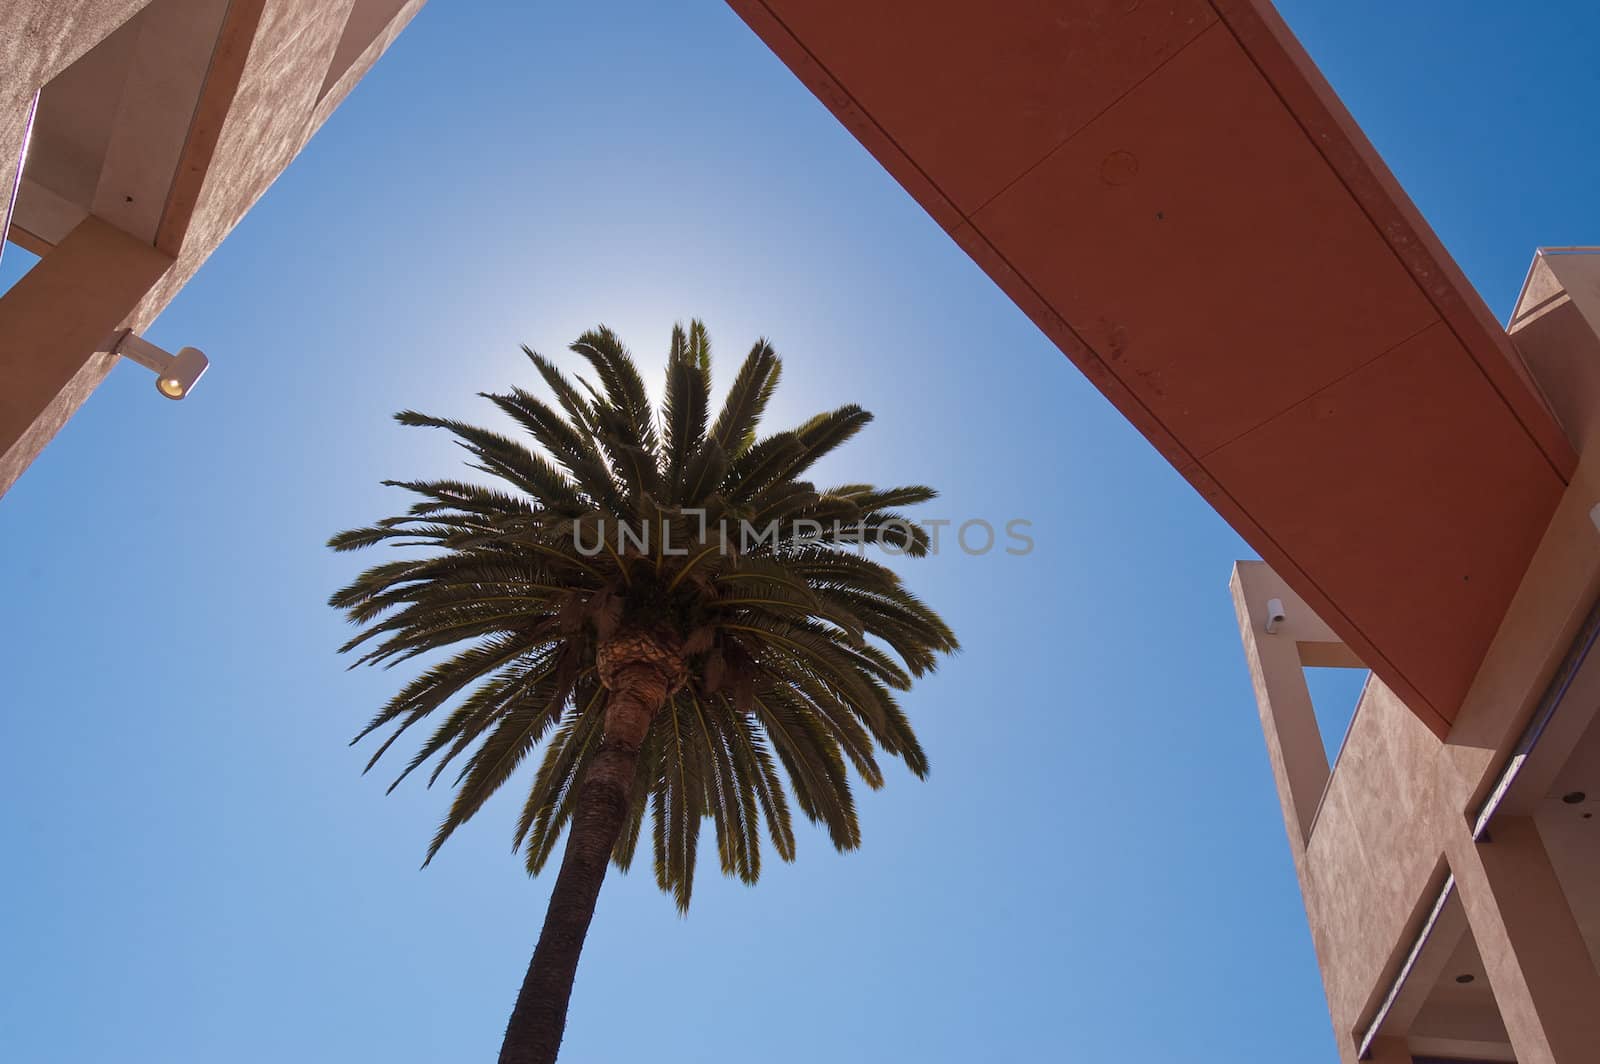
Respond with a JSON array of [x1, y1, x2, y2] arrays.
[[496, 664, 671, 1064]]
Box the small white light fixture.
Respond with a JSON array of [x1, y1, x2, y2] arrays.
[[1590, 502, 1600, 535], [108, 329, 209, 400], [1265, 597, 1286, 635]]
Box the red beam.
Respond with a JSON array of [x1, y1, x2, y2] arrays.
[[729, 0, 1575, 732]]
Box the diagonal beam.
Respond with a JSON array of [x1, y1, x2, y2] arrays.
[[727, 0, 1576, 730]]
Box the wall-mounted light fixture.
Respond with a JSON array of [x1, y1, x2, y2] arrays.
[[108, 329, 209, 400], [1264, 597, 1286, 635]]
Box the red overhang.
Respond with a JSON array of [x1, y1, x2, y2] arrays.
[[729, 0, 1576, 734]]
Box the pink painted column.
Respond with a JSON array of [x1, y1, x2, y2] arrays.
[[1449, 816, 1600, 1064]]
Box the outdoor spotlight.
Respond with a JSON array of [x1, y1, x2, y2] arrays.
[[1264, 597, 1286, 635], [108, 329, 209, 400]]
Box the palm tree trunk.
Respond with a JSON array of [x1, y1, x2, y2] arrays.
[[497, 672, 664, 1064]]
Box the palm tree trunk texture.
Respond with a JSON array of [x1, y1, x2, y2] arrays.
[[497, 668, 668, 1064]]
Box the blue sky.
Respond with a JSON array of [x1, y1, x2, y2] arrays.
[[2, 2, 1596, 1061]]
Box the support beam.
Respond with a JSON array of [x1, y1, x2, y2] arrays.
[[1231, 560, 1349, 848], [1449, 816, 1600, 1064], [140, 0, 359, 314], [319, 0, 414, 99], [310, 0, 426, 130], [0, 216, 172, 493], [90, 0, 232, 242], [729, 0, 1573, 732], [1512, 250, 1600, 457]]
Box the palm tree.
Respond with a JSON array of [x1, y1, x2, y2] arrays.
[[328, 322, 957, 1064]]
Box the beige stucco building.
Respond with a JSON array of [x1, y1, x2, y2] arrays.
[[1, 0, 423, 495], [1233, 250, 1600, 1063]]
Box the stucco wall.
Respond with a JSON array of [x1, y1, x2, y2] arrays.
[[1303, 680, 1448, 1037]]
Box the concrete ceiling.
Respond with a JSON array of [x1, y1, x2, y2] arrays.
[[14, 0, 230, 247], [1408, 923, 1514, 1062], [1537, 708, 1600, 974], [1375, 649, 1600, 1062], [1380, 888, 1513, 1062]]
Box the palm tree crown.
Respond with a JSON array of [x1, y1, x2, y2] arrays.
[[329, 321, 957, 1062], [332, 322, 956, 902]]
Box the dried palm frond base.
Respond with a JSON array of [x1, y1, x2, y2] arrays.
[[596, 627, 688, 693]]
